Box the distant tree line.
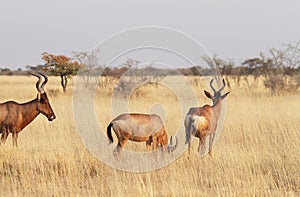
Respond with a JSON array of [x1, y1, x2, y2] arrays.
[[213, 41, 300, 93], [1, 41, 299, 94]]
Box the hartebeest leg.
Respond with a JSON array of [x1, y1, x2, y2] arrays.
[[1, 130, 9, 144], [208, 133, 215, 156], [12, 132, 18, 147], [113, 142, 121, 157], [197, 130, 208, 156], [188, 143, 191, 154], [197, 137, 205, 154], [146, 138, 152, 152], [186, 130, 191, 145], [187, 128, 193, 154], [113, 137, 129, 157], [197, 139, 201, 153], [152, 136, 158, 151], [185, 118, 193, 154]]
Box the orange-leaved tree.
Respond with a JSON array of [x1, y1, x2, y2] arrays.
[[41, 52, 84, 92]]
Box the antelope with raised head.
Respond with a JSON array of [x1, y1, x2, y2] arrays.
[[107, 113, 177, 156], [185, 79, 229, 156], [0, 72, 56, 147]]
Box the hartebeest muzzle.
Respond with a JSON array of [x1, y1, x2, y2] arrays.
[[48, 114, 56, 121]]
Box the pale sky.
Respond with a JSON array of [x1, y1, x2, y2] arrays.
[[1, 0, 299, 69]]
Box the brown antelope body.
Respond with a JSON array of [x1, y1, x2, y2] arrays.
[[185, 79, 229, 156], [0, 72, 56, 147], [107, 113, 177, 156]]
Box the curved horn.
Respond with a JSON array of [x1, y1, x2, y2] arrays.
[[218, 78, 226, 92], [38, 72, 48, 92], [167, 136, 178, 153], [210, 79, 217, 94], [29, 72, 44, 93]]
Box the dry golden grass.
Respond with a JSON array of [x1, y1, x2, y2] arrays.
[[0, 75, 299, 196]]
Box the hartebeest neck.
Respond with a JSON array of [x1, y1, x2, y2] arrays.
[[212, 99, 223, 120], [18, 99, 41, 130]]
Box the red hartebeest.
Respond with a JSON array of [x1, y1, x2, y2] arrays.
[[107, 113, 177, 156], [0, 72, 56, 147], [185, 79, 229, 156]]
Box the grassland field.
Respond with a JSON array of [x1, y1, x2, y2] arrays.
[[0, 75, 299, 196]]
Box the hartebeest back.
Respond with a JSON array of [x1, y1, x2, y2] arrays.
[[0, 72, 56, 147], [185, 79, 229, 156], [107, 113, 177, 156]]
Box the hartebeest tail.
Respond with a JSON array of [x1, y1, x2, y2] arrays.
[[0, 72, 55, 147], [107, 122, 114, 143], [106, 113, 177, 156], [185, 78, 230, 156]]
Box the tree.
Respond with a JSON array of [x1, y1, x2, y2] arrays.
[[72, 50, 101, 89], [203, 55, 235, 88], [243, 41, 300, 94], [41, 52, 84, 92]]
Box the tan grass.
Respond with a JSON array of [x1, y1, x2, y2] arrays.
[[0, 75, 299, 196]]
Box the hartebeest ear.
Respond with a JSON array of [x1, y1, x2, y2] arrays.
[[204, 90, 213, 99], [221, 91, 230, 99]]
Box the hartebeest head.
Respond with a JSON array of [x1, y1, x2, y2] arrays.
[[204, 79, 230, 106], [30, 72, 56, 121]]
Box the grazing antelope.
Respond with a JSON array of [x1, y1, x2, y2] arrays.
[[0, 72, 56, 147], [185, 79, 229, 156], [107, 113, 177, 156]]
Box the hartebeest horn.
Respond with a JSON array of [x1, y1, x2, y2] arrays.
[[29, 72, 44, 94], [218, 78, 226, 92], [38, 72, 48, 92], [210, 79, 217, 94]]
